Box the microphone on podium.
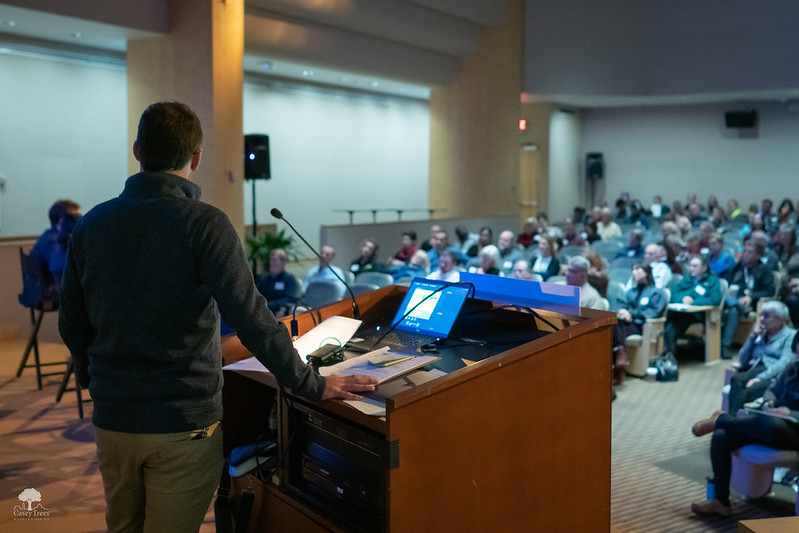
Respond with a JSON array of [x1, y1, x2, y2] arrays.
[[270, 208, 361, 320]]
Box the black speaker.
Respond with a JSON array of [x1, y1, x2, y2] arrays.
[[244, 134, 271, 180], [725, 110, 757, 128], [586, 152, 604, 180]]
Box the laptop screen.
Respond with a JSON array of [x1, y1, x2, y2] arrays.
[[390, 278, 470, 337]]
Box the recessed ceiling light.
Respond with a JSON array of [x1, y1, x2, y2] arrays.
[[302, 70, 313, 77], [370, 81, 379, 87], [0, 20, 16, 27], [69, 31, 82, 39]]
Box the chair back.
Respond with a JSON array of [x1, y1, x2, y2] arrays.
[[302, 280, 345, 309], [608, 268, 631, 285], [18, 248, 59, 311], [355, 271, 394, 288], [609, 256, 637, 271], [350, 282, 380, 296], [606, 281, 626, 312]]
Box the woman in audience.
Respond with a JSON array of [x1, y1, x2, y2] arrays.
[[531, 236, 560, 281], [475, 244, 502, 276], [777, 198, 795, 225], [690, 359, 799, 517], [350, 238, 379, 274], [611, 263, 667, 384], [584, 220, 601, 244], [467, 226, 493, 257], [771, 223, 797, 266], [391, 249, 430, 281], [583, 248, 609, 297]]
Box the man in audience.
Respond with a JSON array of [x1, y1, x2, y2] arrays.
[[256, 248, 298, 318], [687, 221, 714, 254], [467, 226, 493, 257], [706, 233, 735, 277], [648, 195, 670, 218], [303, 245, 346, 292], [421, 223, 442, 252], [517, 218, 539, 248], [454, 224, 478, 257], [31, 199, 81, 265], [687, 202, 706, 228], [662, 254, 723, 355], [615, 228, 645, 259], [426, 250, 460, 283], [57, 102, 376, 533], [427, 229, 464, 271], [512, 259, 533, 280], [566, 256, 604, 309], [561, 217, 586, 247], [497, 230, 525, 276], [597, 207, 622, 240], [722, 241, 776, 358], [748, 230, 780, 271], [760, 198, 779, 235], [626, 244, 672, 290]]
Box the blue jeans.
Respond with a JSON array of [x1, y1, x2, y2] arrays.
[[722, 293, 749, 348]]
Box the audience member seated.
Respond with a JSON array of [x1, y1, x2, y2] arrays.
[[584, 249, 610, 297], [391, 231, 417, 265], [688, 202, 706, 228], [760, 198, 779, 235], [626, 199, 650, 229], [584, 220, 601, 244], [689, 360, 799, 517], [428, 230, 465, 271], [664, 234, 690, 273], [626, 244, 672, 290], [659, 220, 680, 245], [771, 223, 797, 266], [350, 238, 379, 274], [611, 263, 667, 384], [685, 193, 703, 212], [722, 241, 775, 357], [31, 199, 81, 265], [726, 301, 797, 414], [48, 212, 81, 291], [454, 224, 479, 257], [496, 230, 525, 276], [256, 248, 298, 318], [710, 206, 728, 231], [303, 245, 346, 292], [531, 236, 560, 281], [662, 254, 723, 355], [706, 233, 735, 277], [727, 198, 744, 221], [597, 207, 622, 240], [648, 195, 670, 218], [781, 251, 799, 328], [561, 217, 586, 247], [517, 218, 539, 248], [566, 256, 604, 310], [706, 195, 720, 215], [426, 250, 460, 283], [777, 198, 796, 226], [473, 245, 502, 276], [538, 213, 563, 240], [420, 223, 442, 252], [615, 228, 645, 260], [467, 226, 493, 257], [746, 229, 780, 271], [391, 249, 430, 281], [687, 221, 714, 254], [512, 259, 533, 280]]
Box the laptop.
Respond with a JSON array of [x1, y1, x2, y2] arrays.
[[348, 277, 470, 354]]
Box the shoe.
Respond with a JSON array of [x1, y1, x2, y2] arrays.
[[721, 346, 734, 360], [691, 498, 731, 516], [692, 410, 722, 437], [615, 347, 629, 367]]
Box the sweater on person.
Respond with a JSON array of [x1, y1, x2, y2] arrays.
[[59, 171, 325, 433]]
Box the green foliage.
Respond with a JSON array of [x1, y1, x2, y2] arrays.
[[246, 229, 298, 270]]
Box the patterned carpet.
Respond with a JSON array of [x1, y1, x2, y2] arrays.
[[1, 337, 797, 532], [611, 354, 797, 532]]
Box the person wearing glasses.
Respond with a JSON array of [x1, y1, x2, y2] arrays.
[[722, 301, 797, 416], [662, 254, 723, 355]]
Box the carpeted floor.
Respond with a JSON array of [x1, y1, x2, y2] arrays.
[[1, 334, 797, 532]]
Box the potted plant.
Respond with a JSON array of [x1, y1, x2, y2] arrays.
[[246, 229, 298, 272]]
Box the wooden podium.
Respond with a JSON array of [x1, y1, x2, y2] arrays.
[[222, 285, 615, 532]]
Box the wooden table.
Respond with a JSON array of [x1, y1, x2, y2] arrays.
[[667, 303, 721, 362]]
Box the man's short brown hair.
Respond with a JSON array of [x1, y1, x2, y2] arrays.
[[136, 102, 203, 172]]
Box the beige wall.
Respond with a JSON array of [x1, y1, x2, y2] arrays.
[[428, 0, 523, 220]]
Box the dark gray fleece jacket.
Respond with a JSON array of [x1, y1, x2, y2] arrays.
[[58, 172, 324, 433]]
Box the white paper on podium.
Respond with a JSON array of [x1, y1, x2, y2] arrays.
[[318, 347, 439, 384], [293, 316, 362, 361]]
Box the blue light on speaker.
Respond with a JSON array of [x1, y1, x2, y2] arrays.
[[249, 153, 255, 160]]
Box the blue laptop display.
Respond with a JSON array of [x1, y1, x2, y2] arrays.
[[390, 277, 470, 338]]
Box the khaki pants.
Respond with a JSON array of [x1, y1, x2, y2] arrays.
[[95, 422, 223, 533]]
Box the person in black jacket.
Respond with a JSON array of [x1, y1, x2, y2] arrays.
[[58, 102, 377, 533], [690, 359, 799, 517], [722, 241, 776, 357]]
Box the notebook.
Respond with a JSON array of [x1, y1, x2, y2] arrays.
[[349, 277, 470, 353]]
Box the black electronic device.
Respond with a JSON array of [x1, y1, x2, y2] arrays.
[[244, 134, 271, 180], [306, 343, 345, 368], [585, 152, 604, 180], [725, 110, 757, 128]]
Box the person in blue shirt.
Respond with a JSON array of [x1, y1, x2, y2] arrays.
[[303, 245, 346, 292], [705, 233, 734, 277], [256, 248, 298, 318]]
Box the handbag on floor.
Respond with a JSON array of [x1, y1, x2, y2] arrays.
[[654, 351, 679, 382]]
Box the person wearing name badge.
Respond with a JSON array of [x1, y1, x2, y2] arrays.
[[531, 236, 560, 281], [611, 263, 666, 384], [662, 254, 723, 355], [256, 248, 298, 318], [725, 301, 797, 415]]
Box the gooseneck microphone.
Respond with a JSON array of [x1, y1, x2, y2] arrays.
[[270, 208, 361, 320]]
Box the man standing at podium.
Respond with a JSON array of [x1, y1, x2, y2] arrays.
[[58, 102, 377, 533]]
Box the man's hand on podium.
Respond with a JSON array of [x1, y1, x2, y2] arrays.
[[322, 375, 379, 401]]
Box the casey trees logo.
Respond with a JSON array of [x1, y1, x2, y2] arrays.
[[13, 488, 51, 520]]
